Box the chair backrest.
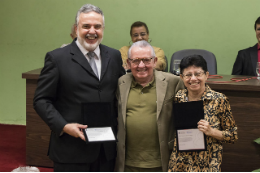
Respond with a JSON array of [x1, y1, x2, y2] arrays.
[[169, 49, 217, 75], [164, 56, 168, 72]]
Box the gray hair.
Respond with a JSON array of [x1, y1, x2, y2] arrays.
[[75, 4, 105, 27], [128, 40, 156, 59]]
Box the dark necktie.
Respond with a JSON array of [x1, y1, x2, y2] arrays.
[[87, 52, 99, 78]]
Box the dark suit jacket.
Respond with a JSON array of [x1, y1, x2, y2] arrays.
[[232, 43, 258, 76], [33, 40, 125, 163]]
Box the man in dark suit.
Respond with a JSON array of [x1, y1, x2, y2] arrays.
[[232, 16, 260, 76], [33, 4, 125, 172]]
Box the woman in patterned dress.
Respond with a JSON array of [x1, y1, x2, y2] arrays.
[[168, 55, 238, 172]]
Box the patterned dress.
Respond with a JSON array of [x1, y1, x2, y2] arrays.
[[168, 85, 238, 172]]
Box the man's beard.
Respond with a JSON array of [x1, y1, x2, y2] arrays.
[[77, 34, 103, 52]]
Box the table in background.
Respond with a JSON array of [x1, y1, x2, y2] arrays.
[[22, 68, 52, 167], [207, 75, 260, 172], [22, 70, 260, 171]]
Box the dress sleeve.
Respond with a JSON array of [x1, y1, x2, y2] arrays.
[[219, 96, 238, 143]]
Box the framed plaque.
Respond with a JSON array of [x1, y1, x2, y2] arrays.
[[173, 101, 206, 151], [176, 128, 206, 151], [84, 127, 116, 143], [82, 102, 117, 143]]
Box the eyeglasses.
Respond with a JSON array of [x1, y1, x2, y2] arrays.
[[182, 71, 205, 79], [129, 58, 153, 65], [132, 32, 147, 38]]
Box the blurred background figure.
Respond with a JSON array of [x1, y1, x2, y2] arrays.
[[70, 24, 77, 40], [119, 21, 166, 71], [61, 24, 77, 48], [232, 16, 260, 76]]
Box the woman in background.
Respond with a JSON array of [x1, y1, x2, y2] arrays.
[[119, 21, 166, 71]]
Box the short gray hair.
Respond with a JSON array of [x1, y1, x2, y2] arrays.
[[128, 40, 156, 59], [75, 4, 105, 27]]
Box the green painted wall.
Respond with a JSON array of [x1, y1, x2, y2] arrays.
[[0, 0, 259, 125]]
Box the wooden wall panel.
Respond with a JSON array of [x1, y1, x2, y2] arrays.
[[25, 78, 53, 167], [209, 83, 260, 172]]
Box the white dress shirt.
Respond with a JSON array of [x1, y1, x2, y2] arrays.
[[76, 40, 101, 79]]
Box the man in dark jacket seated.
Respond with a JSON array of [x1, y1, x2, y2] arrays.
[[232, 16, 260, 76]]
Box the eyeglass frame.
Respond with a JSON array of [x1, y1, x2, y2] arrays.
[[181, 71, 206, 79], [128, 57, 154, 66]]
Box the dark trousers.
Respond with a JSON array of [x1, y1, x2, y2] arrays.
[[53, 146, 115, 172]]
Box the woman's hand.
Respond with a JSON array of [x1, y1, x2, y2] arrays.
[[197, 119, 213, 136], [197, 119, 224, 141]]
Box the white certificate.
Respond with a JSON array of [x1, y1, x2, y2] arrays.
[[84, 127, 116, 142], [177, 128, 205, 151]]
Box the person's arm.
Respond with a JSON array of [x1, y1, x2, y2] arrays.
[[232, 50, 244, 75], [198, 96, 238, 143], [117, 50, 127, 76], [219, 96, 238, 143], [33, 52, 87, 140], [119, 46, 129, 70], [154, 48, 166, 71], [115, 51, 126, 122], [198, 120, 224, 141]]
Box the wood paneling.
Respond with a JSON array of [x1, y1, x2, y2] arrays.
[[23, 70, 53, 168], [207, 75, 260, 172], [22, 71, 260, 170], [22, 68, 42, 80]]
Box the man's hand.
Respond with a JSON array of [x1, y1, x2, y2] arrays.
[[63, 123, 88, 141]]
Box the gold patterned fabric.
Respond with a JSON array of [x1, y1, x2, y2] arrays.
[[168, 85, 238, 172]]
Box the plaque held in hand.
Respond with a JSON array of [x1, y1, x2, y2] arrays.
[[173, 100, 206, 152], [82, 102, 117, 143]]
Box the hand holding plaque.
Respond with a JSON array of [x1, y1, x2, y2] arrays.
[[82, 102, 117, 143], [198, 119, 213, 136], [63, 123, 88, 141]]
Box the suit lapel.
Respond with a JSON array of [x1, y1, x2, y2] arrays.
[[100, 44, 111, 80], [250, 44, 258, 76], [119, 74, 132, 126], [70, 41, 98, 79], [155, 71, 167, 119]]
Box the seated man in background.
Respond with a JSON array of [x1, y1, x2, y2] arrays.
[[115, 40, 184, 172], [119, 21, 166, 71], [60, 24, 77, 48], [232, 16, 260, 76]]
